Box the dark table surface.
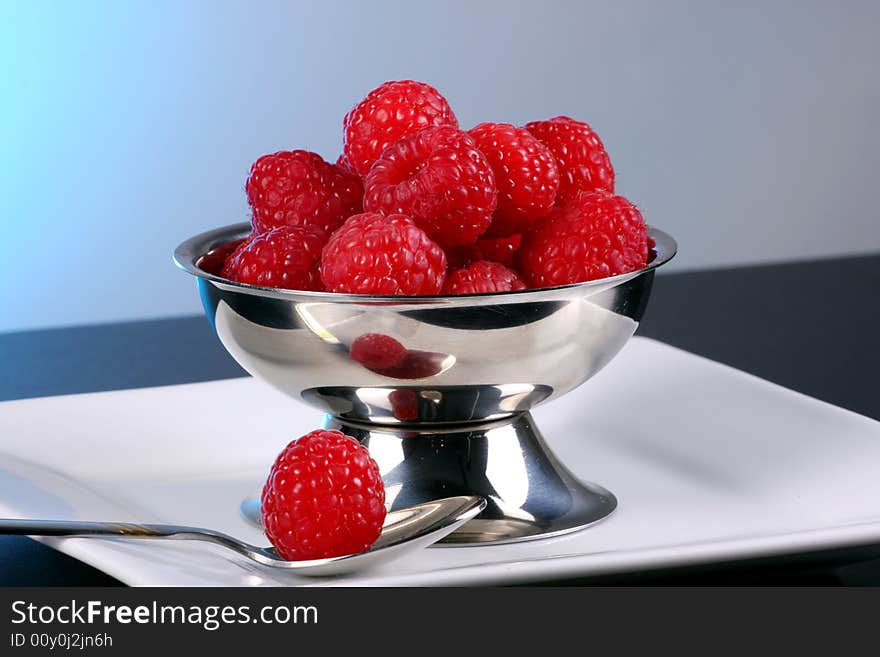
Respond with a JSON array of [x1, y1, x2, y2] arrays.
[[1, 254, 878, 586]]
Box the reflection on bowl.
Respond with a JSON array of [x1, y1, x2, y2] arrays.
[[175, 223, 676, 425]]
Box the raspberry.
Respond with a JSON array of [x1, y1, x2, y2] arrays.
[[246, 150, 363, 235], [348, 334, 445, 378], [261, 429, 386, 561], [444, 244, 480, 269], [442, 260, 526, 295], [445, 234, 522, 269], [218, 235, 253, 278], [525, 116, 614, 204], [350, 333, 407, 370], [372, 350, 446, 379], [222, 225, 326, 291], [200, 236, 249, 276], [343, 80, 458, 177], [517, 191, 648, 287], [467, 122, 559, 237], [335, 153, 356, 175], [364, 126, 497, 248], [475, 234, 522, 268], [389, 390, 419, 421], [444, 244, 482, 269], [320, 212, 447, 295]]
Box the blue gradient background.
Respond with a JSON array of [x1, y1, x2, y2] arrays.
[[2, 0, 878, 332]]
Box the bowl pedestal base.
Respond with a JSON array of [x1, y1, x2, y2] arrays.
[[241, 412, 616, 545], [334, 412, 616, 545]]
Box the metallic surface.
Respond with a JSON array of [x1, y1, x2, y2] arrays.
[[175, 223, 676, 543], [175, 223, 676, 425], [0, 496, 486, 576]]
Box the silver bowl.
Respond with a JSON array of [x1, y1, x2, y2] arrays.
[[175, 222, 677, 544]]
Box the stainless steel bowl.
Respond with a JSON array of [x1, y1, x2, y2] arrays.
[[175, 222, 677, 544]]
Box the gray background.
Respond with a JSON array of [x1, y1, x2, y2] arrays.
[[2, 0, 878, 333]]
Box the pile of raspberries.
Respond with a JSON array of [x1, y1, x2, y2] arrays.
[[220, 80, 650, 296]]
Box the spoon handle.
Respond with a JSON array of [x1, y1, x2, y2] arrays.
[[0, 517, 272, 565], [0, 518, 202, 539]]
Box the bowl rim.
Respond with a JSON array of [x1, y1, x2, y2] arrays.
[[173, 222, 677, 304]]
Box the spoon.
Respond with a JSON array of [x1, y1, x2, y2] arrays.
[[0, 495, 486, 577]]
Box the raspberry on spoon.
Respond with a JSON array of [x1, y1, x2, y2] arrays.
[[261, 430, 386, 561]]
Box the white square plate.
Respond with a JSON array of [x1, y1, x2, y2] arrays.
[[0, 337, 878, 586]]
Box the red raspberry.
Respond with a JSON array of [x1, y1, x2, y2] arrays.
[[525, 116, 614, 204], [364, 126, 497, 248], [444, 243, 481, 269], [445, 234, 522, 269], [349, 334, 446, 378], [467, 122, 559, 237], [475, 234, 522, 268], [222, 225, 326, 291], [442, 260, 526, 295], [517, 191, 648, 287], [218, 236, 253, 278], [350, 334, 407, 370], [343, 80, 458, 177], [335, 153, 356, 175], [389, 390, 419, 421], [320, 212, 447, 295], [246, 150, 363, 235], [199, 236, 249, 276], [261, 430, 386, 561], [372, 350, 447, 379]]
